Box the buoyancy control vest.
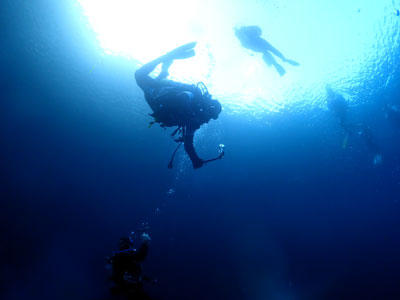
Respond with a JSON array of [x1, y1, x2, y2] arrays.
[[147, 82, 211, 129]]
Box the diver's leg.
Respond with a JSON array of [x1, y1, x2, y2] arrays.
[[266, 43, 286, 61], [135, 42, 196, 89], [155, 59, 173, 80], [266, 43, 300, 66], [262, 52, 286, 76], [135, 55, 169, 91], [262, 51, 274, 66], [155, 42, 196, 80], [283, 58, 300, 66]]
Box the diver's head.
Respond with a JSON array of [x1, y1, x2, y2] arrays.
[[195, 82, 221, 120], [208, 99, 222, 120]]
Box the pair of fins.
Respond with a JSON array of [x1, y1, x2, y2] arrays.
[[159, 42, 197, 79]]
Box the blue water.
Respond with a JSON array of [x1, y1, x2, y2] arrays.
[[1, 1, 400, 299]]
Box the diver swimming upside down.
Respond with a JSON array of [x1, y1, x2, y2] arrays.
[[135, 42, 224, 169]]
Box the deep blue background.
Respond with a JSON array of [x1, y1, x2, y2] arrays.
[[1, 1, 400, 299]]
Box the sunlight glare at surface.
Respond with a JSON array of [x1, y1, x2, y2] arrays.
[[78, 0, 399, 115]]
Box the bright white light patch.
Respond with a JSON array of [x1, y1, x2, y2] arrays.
[[78, 0, 399, 116]]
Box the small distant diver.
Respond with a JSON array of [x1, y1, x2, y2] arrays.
[[326, 85, 382, 166], [384, 103, 400, 127], [395, 8, 400, 16], [135, 42, 224, 169], [234, 25, 300, 76], [107, 228, 154, 300], [326, 84, 348, 127]]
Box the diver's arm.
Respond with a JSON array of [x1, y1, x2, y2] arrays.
[[135, 56, 191, 93], [135, 54, 175, 93], [183, 129, 203, 169], [135, 57, 197, 92]]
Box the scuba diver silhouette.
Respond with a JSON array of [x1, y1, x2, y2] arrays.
[[326, 84, 348, 126], [135, 42, 224, 169], [326, 85, 382, 166], [234, 25, 300, 76], [107, 229, 153, 300]]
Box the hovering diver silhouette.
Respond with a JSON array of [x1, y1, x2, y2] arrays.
[[107, 229, 153, 300], [326, 85, 382, 166], [234, 25, 300, 76]]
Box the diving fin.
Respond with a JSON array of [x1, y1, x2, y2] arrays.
[[274, 64, 286, 76], [166, 42, 197, 60], [175, 49, 195, 59], [158, 48, 194, 80], [285, 59, 300, 66]]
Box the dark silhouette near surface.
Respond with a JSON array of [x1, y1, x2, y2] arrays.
[[326, 85, 382, 165], [135, 42, 224, 169], [107, 230, 153, 300], [234, 25, 300, 76], [326, 84, 348, 126]]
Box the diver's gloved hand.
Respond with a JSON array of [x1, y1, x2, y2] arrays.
[[192, 159, 204, 169]]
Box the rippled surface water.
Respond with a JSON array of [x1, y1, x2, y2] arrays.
[[79, 0, 400, 116]]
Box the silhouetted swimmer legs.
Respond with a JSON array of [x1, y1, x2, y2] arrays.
[[262, 51, 286, 76], [135, 42, 197, 89]]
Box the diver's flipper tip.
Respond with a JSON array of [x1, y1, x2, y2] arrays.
[[166, 42, 197, 60], [286, 59, 300, 66], [177, 49, 195, 59], [275, 64, 286, 76]]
